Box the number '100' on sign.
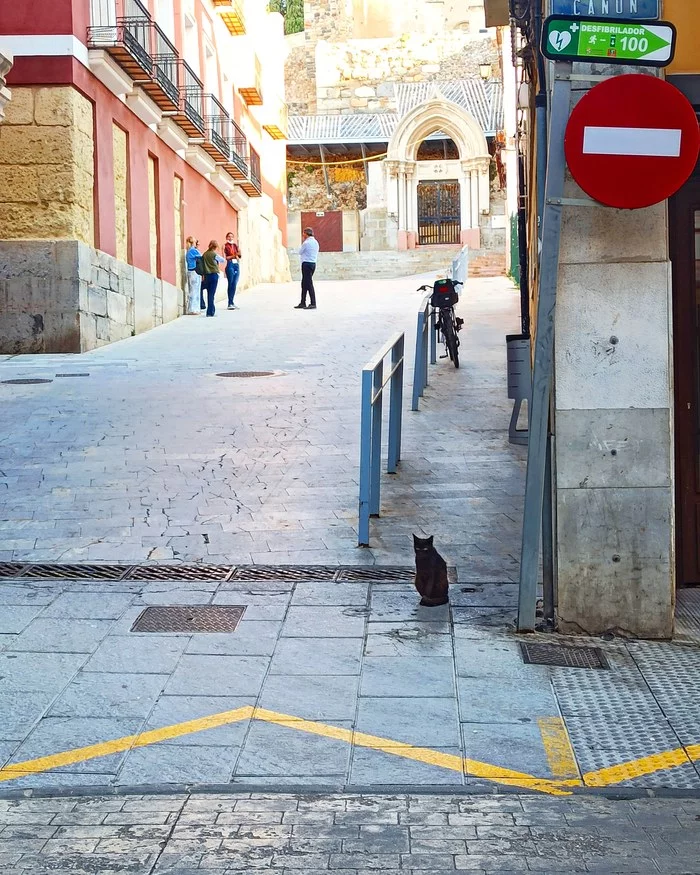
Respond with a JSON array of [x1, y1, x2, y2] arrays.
[[542, 15, 676, 67]]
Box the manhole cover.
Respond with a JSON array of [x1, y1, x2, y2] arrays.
[[520, 642, 609, 670], [217, 371, 278, 378], [1, 378, 53, 385], [131, 605, 245, 633]]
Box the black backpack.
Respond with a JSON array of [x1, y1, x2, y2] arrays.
[[194, 256, 205, 276], [430, 278, 459, 308]]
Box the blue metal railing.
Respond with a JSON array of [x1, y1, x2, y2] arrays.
[[411, 294, 437, 411], [358, 333, 405, 547]]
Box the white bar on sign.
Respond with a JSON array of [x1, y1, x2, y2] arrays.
[[582, 126, 682, 158]]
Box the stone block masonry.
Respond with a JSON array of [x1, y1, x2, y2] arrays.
[[0, 86, 95, 247], [0, 241, 183, 354]]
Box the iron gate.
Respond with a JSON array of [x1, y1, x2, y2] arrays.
[[417, 180, 461, 245]]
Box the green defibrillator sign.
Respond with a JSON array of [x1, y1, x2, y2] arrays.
[[542, 16, 676, 67]]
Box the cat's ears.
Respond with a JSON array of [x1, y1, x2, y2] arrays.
[[413, 534, 434, 546]]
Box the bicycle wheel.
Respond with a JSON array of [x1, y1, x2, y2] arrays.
[[443, 314, 459, 368]]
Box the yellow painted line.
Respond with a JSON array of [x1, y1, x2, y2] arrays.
[[0, 706, 254, 783], [538, 717, 580, 780], [253, 707, 574, 796], [583, 742, 700, 788]]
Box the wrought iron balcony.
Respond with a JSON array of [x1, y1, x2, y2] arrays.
[[172, 60, 205, 137], [239, 146, 262, 197], [239, 55, 263, 106], [212, 0, 246, 35], [262, 96, 288, 141], [203, 94, 233, 162], [224, 119, 249, 181], [87, 0, 154, 79], [135, 22, 179, 111]]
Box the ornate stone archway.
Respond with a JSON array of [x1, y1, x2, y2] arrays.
[[385, 99, 491, 249]]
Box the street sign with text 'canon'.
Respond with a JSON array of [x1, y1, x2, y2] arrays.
[[564, 75, 700, 210]]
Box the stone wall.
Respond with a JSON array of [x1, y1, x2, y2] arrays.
[[0, 241, 184, 354], [0, 86, 95, 246], [113, 124, 129, 263], [287, 162, 367, 211]]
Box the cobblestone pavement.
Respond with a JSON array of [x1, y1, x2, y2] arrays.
[[0, 274, 524, 575], [1, 791, 700, 874]]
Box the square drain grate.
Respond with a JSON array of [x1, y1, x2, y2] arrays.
[[131, 605, 246, 633], [520, 642, 610, 670]]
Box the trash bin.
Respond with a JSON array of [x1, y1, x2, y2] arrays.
[[506, 333, 531, 446]]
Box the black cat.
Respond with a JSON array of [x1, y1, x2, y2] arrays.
[[413, 534, 449, 607]]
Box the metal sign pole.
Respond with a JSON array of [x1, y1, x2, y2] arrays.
[[517, 61, 572, 633]]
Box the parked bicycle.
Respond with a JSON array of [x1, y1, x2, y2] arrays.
[[417, 278, 464, 368]]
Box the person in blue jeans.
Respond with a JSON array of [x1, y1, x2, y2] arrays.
[[224, 232, 242, 310], [200, 240, 225, 317], [184, 236, 202, 315]]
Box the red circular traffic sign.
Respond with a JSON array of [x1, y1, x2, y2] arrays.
[[565, 75, 700, 210]]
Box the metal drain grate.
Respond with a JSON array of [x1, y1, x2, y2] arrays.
[[217, 371, 276, 378], [131, 605, 246, 633], [230, 565, 338, 581], [1, 378, 53, 385], [520, 642, 610, 670], [125, 564, 233, 581], [22, 563, 129, 581], [55, 373, 90, 378], [0, 563, 27, 579], [338, 566, 415, 581]]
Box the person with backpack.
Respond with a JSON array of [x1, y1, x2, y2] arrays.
[[185, 236, 202, 315], [200, 240, 226, 317]]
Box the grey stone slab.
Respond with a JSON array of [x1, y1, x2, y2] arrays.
[[364, 627, 453, 658], [281, 606, 366, 638], [41, 592, 134, 619], [141, 696, 252, 746], [0, 651, 86, 693], [9, 618, 115, 653], [235, 720, 352, 778], [269, 637, 363, 676], [186, 621, 282, 657], [457, 677, 558, 724], [359, 657, 456, 698], [0, 584, 58, 605], [462, 722, 565, 779], [450, 585, 519, 608], [355, 697, 461, 747], [369, 590, 449, 623], [117, 744, 241, 785], [454, 638, 550, 682], [0, 605, 44, 633], [8, 717, 142, 775], [292, 582, 369, 606], [48, 672, 168, 718], [82, 635, 189, 674], [165, 654, 270, 697], [258, 674, 359, 721], [0, 689, 59, 740]]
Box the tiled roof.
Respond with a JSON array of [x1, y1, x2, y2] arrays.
[[288, 80, 503, 144]]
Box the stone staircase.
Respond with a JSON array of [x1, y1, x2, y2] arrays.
[[468, 251, 507, 278], [288, 245, 463, 281]]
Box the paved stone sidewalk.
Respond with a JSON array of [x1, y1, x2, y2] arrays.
[[0, 274, 524, 576], [1, 791, 700, 874]]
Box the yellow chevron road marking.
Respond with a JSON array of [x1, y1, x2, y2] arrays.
[[538, 717, 581, 780]]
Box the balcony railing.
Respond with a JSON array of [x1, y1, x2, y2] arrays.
[[203, 94, 232, 161], [173, 60, 205, 137], [239, 146, 262, 197], [135, 22, 179, 111], [212, 0, 246, 35], [239, 55, 263, 106], [262, 96, 288, 140], [88, 0, 153, 78], [221, 118, 247, 180]]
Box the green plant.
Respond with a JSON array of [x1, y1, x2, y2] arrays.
[[268, 0, 304, 34]]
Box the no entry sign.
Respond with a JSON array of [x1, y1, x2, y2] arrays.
[[564, 75, 700, 209]]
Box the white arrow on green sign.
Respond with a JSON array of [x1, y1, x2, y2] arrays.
[[542, 16, 676, 67]]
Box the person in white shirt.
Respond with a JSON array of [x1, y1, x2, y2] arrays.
[[295, 227, 320, 310]]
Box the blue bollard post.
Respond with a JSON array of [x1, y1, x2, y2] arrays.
[[358, 368, 373, 546], [387, 336, 404, 473], [411, 310, 425, 411], [369, 361, 383, 516]]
